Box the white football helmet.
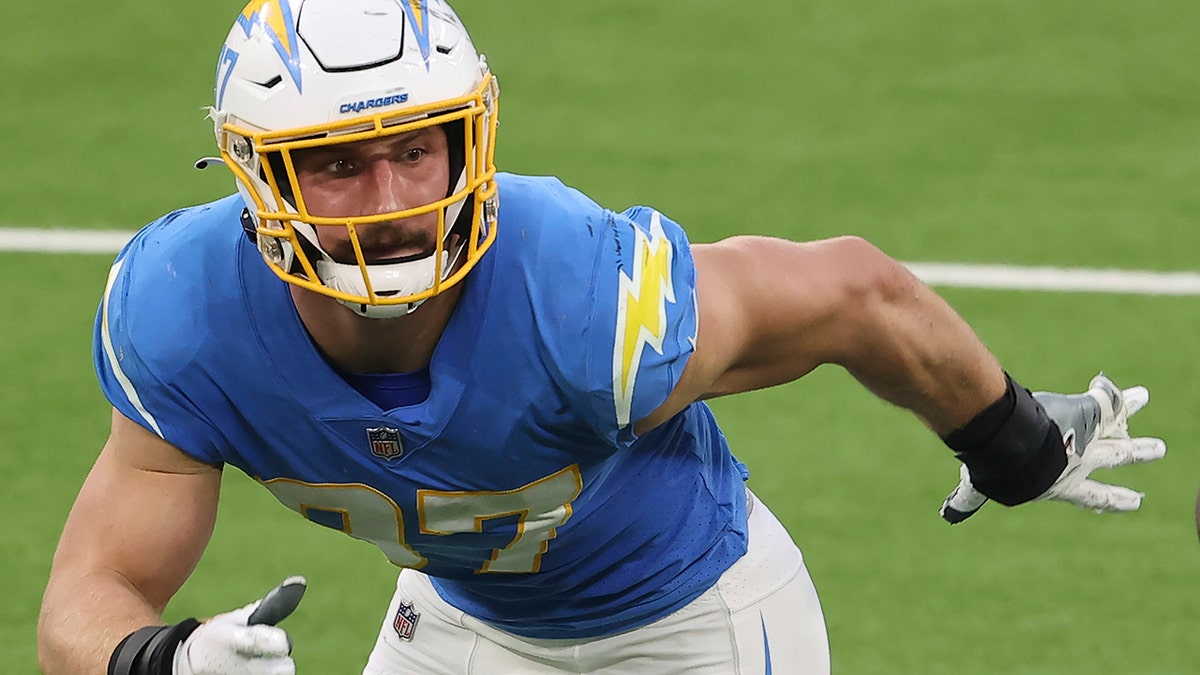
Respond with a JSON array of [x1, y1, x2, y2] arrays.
[[210, 0, 499, 317]]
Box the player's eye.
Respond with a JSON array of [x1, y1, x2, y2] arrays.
[[400, 148, 425, 163], [326, 158, 359, 175], [292, 151, 359, 180]]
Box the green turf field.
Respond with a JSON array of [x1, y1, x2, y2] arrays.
[[4, 1, 1198, 672]]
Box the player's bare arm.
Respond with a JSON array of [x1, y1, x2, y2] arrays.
[[38, 409, 220, 674], [640, 234, 1163, 520], [637, 234, 1004, 435]]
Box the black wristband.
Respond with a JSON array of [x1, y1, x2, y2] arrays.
[[108, 618, 200, 675], [943, 373, 1068, 506]]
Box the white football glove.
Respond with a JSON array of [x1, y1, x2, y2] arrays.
[[174, 576, 307, 675], [940, 374, 1166, 523]]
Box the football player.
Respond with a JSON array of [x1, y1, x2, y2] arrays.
[[37, 1, 1165, 673]]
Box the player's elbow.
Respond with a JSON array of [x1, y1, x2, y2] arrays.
[[821, 235, 926, 354], [37, 574, 100, 674], [827, 235, 918, 308], [37, 605, 70, 674]]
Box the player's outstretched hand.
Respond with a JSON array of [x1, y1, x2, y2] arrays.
[[940, 374, 1166, 524], [174, 576, 307, 675]]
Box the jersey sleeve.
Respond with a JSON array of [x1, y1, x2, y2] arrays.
[[506, 177, 699, 448], [580, 205, 699, 447], [93, 213, 226, 465], [512, 179, 701, 448]]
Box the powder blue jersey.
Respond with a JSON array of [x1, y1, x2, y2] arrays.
[[95, 173, 749, 639]]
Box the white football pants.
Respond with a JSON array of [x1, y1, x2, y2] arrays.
[[362, 491, 830, 674]]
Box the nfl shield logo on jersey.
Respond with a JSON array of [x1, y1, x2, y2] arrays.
[[393, 601, 420, 641], [366, 425, 404, 460]]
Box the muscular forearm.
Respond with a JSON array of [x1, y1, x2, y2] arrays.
[[39, 569, 165, 674], [40, 413, 220, 673]]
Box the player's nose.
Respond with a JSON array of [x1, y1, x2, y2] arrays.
[[363, 159, 410, 215]]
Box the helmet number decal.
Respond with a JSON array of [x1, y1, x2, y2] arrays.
[[215, 45, 240, 110]]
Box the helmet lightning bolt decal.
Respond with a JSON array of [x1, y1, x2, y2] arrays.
[[236, 0, 303, 92], [613, 211, 676, 428], [400, 0, 433, 70]]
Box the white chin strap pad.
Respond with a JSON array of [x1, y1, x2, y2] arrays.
[[317, 251, 449, 318]]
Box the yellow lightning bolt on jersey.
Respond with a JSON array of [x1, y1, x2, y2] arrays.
[[613, 211, 676, 427]]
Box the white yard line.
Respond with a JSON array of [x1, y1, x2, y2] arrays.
[[2, 227, 1198, 296], [903, 262, 1200, 296], [0, 227, 138, 254]]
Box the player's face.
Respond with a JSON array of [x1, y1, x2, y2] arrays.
[[291, 126, 451, 264]]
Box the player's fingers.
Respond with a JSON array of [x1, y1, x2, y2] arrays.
[[1085, 438, 1167, 470], [1058, 480, 1144, 513], [248, 576, 307, 626], [1127, 437, 1166, 462], [231, 625, 293, 658], [1194, 488, 1200, 542], [940, 474, 988, 524], [945, 480, 987, 512], [246, 660, 296, 675], [940, 499, 984, 524], [1087, 375, 1131, 439], [1121, 386, 1150, 418], [238, 659, 295, 675]]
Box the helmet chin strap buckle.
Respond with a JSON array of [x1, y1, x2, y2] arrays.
[[194, 156, 226, 170]]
